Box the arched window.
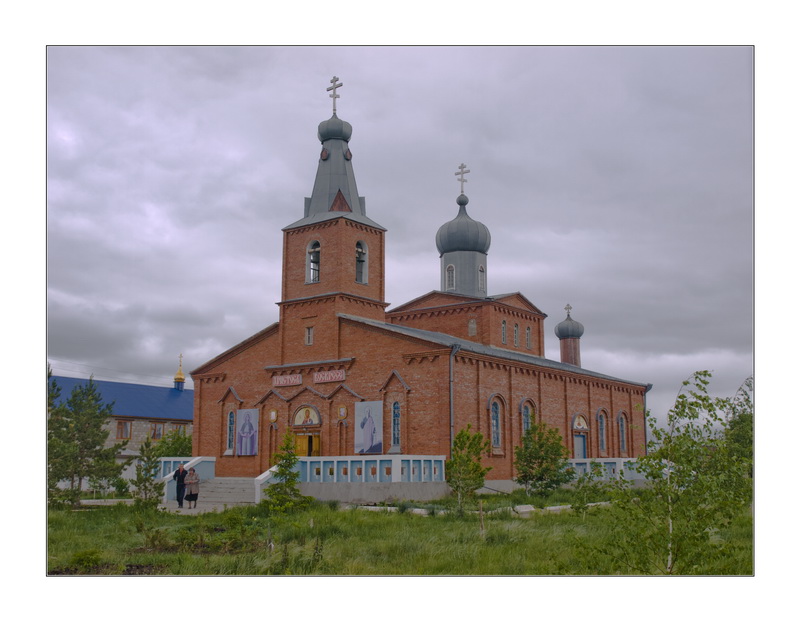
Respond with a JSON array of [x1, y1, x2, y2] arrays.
[[522, 402, 534, 433], [355, 241, 367, 283], [514, 323, 519, 346], [391, 402, 401, 448], [526, 326, 532, 349], [491, 401, 502, 448], [478, 265, 486, 293], [468, 318, 477, 336], [597, 411, 608, 453], [501, 320, 507, 344], [446, 264, 455, 290], [618, 413, 628, 453], [307, 241, 321, 283]]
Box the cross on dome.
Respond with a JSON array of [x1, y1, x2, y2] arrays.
[[455, 163, 470, 194], [327, 76, 343, 114], [565, 303, 573, 316]]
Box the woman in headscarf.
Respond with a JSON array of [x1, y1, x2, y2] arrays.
[[184, 467, 200, 509]]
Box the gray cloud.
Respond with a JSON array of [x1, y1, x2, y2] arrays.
[[47, 46, 753, 422]]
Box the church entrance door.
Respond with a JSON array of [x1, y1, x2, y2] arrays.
[[294, 432, 321, 457], [573, 434, 587, 459]]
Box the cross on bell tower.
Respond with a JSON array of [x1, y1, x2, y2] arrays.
[[327, 76, 343, 115]]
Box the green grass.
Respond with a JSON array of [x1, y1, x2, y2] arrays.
[[47, 497, 753, 575]]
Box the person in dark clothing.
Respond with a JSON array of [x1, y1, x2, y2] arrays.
[[173, 464, 188, 508]]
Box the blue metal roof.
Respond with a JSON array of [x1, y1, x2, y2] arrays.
[[51, 376, 194, 422]]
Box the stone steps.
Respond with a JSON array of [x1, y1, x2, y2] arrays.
[[197, 478, 255, 503], [164, 477, 257, 513]]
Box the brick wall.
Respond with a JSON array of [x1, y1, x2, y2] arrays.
[[191, 311, 647, 479]]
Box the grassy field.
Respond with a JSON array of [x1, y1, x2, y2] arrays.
[[47, 493, 753, 575]]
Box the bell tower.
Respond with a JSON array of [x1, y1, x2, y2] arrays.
[[278, 77, 388, 363]]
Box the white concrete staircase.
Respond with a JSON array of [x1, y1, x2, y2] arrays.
[[165, 477, 256, 513]]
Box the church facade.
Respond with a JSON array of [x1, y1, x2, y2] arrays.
[[191, 78, 650, 484]]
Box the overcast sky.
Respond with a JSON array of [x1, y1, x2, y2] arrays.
[[46, 45, 753, 424]]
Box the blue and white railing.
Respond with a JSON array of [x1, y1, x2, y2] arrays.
[[256, 455, 447, 503], [568, 458, 640, 480]]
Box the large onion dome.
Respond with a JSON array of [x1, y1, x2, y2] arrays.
[[555, 308, 585, 339], [435, 194, 491, 255]]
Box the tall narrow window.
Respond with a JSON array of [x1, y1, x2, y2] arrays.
[[598, 412, 607, 453], [305, 326, 314, 345], [501, 320, 507, 344], [355, 242, 367, 283], [526, 326, 532, 349], [391, 402, 401, 448], [227, 411, 235, 452], [514, 323, 519, 346], [491, 401, 501, 447], [478, 265, 486, 292], [307, 241, 321, 283], [446, 264, 455, 290], [619, 414, 628, 453]]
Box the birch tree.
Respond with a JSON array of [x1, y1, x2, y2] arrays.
[[599, 371, 753, 574]]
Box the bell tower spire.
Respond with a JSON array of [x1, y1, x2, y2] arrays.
[[277, 77, 388, 364], [285, 76, 383, 230]]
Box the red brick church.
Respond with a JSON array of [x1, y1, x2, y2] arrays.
[[191, 77, 650, 484]]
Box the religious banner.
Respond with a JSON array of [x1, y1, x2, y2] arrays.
[[354, 401, 383, 454], [236, 408, 259, 456]]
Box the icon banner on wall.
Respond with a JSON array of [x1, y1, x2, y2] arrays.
[[355, 401, 383, 454], [237, 408, 259, 456]]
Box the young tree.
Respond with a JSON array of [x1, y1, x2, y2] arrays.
[[47, 368, 69, 503], [723, 376, 754, 477], [47, 375, 128, 505], [570, 461, 606, 519], [130, 437, 165, 511], [263, 431, 310, 513], [598, 371, 753, 574], [446, 425, 492, 512], [153, 427, 193, 458], [513, 420, 573, 499]]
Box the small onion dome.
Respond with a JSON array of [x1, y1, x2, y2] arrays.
[[174, 355, 186, 383], [555, 311, 585, 339], [318, 114, 352, 143], [435, 194, 491, 255]]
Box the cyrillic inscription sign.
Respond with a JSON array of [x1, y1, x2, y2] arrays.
[[273, 374, 302, 387], [313, 369, 346, 383]]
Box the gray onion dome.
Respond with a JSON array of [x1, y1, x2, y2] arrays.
[[555, 311, 585, 339], [435, 194, 491, 255], [318, 114, 352, 142]]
